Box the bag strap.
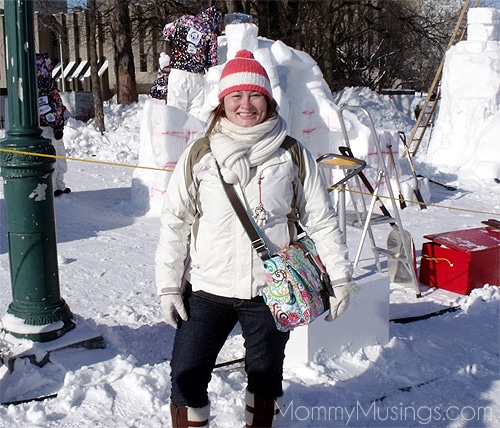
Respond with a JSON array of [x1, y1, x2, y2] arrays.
[[216, 163, 271, 261]]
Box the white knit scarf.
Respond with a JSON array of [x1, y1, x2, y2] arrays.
[[210, 113, 288, 186]]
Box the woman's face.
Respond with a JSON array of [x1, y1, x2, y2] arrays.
[[223, 91, 268, 127]]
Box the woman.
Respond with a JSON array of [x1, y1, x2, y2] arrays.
[[155, 50, 354, 428]]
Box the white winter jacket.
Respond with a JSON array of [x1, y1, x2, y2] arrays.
[[155, 136, 353, 299]]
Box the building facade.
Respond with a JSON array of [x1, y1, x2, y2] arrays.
[[0, 2, 163, 102]]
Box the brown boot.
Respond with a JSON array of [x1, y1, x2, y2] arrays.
[[170, 402, 210, 428], [245, 389, 279, 428]]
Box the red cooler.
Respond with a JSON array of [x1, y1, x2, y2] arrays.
[[419, 227, 500, 294]]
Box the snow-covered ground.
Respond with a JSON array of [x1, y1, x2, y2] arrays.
[[0, 89, 498, 427]]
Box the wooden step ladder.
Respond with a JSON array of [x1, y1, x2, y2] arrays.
[[405, 0, 480, 157]]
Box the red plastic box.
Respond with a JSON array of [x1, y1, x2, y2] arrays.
[[419, 227, 500, 294]]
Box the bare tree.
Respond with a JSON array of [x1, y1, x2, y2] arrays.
[[88, 0, 105, 133], [212, 0, 461, 93], [36, 0, 466, 106], [108, 0, 138, 105]]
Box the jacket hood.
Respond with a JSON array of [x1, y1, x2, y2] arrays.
[[199, 6, 221, 33]]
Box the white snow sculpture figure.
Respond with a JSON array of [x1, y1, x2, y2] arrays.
[[425, 7, 500, 179], [131, 98, 204, 215]]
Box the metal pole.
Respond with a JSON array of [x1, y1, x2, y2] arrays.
[[58, 32, 66, 92], [0, 0, 75, 342]]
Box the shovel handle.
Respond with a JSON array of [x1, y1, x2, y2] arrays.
[[386, 143, 407, 210], [398, 132, 427, 209]]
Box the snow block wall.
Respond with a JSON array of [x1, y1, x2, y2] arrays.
[[131, 100, 205, 215], [425, 8, 500, 180], [132, 23, 404, 215]]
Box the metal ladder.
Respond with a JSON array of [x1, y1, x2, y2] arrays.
[[406, 0, 480, 157], [337, 105, 421, 296]]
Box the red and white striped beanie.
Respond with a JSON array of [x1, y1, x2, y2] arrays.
[[218, 50, 272, 101]]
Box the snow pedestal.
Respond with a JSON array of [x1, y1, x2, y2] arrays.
[[284, 272, 389, 367], [225, 23, 259, 60]]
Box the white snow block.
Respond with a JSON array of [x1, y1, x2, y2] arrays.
[[467, 8, 499, 41], [271, 40, 294, 65], [225, 23, 259, 59], [131, 99, 204, 216], [254, 48, 280, 90], [284, 272, 389, 367]]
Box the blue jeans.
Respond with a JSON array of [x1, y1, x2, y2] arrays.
[[170, 290, 290, 408]]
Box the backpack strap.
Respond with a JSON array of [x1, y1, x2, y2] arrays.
[[185, 137, 211, 190], [280, 135, 306, 186], [279, 136, 308, 234]]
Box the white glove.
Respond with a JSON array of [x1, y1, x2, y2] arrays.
[[160, 294, 188, 329], [325, 282, 354, 321]]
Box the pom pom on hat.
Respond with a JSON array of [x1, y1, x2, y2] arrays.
[[218, 50, 272, 101], [159, 52, 171, 69]]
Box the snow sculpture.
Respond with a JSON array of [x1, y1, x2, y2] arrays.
[[131, 100, 204, 215], [426, 7, 500, 180], [132, 22, 401, 215]]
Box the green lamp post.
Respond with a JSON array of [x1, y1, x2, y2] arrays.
[[0, 0, 75, 342]]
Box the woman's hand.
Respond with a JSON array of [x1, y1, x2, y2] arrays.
[[325, 282, 355, 321], [160, 294, 188, 329]]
